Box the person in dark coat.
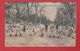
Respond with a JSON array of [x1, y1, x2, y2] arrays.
[[45, 24, 48, 32], [23, 25, 26, 32]]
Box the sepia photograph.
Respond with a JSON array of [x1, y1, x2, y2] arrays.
[[5, 2, 76, 47]]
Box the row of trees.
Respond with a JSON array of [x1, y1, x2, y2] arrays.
[[6, 2, 52, 25], [54, 2, 76, 28]]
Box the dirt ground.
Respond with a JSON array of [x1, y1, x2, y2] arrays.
[[5, 33, 76, 47]]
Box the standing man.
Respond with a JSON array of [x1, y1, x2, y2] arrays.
[[45, 24, 48, 32]]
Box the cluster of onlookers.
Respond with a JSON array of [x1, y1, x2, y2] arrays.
[[6, 22, 75, 39]]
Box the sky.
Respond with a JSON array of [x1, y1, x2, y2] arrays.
[[31, 2, 62, 21], [42, 2, 62, 21]]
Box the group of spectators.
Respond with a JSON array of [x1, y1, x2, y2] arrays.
[[6, 22, 75, 39]]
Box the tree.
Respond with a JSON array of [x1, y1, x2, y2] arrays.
[[54, 2, 76, 27]]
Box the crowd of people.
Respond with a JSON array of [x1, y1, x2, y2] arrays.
[[5, 22, 76, 39]]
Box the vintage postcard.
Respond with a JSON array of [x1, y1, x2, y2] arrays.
[[0, 0, 80, 51], [5, 2, 76, 47]]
